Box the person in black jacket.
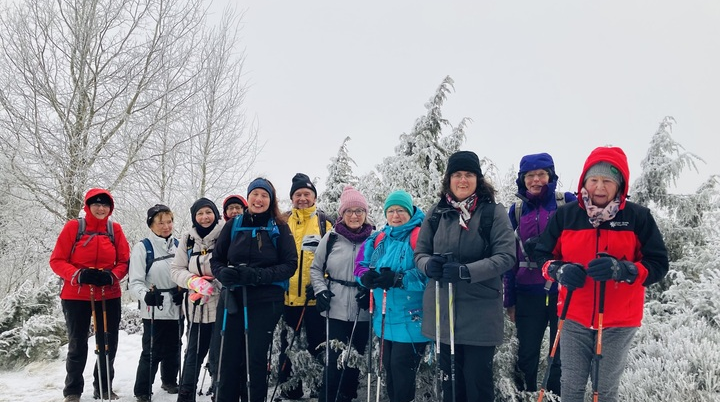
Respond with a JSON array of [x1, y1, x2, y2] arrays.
[[210, 178, 298, 402]]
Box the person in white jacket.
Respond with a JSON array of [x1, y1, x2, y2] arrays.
[[170, 197, 224, 402], [129, 204, 182, 402]]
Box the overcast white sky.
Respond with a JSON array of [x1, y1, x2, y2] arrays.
[[211, 0, 720, 201]]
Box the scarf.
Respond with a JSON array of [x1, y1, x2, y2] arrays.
[[581, 188, 621, 228], [335, 221, 373, 244], [445, 193, 478, 230]]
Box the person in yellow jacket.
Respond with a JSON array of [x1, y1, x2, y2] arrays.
[[277, 173, 333, 399]]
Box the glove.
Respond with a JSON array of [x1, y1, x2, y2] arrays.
[[189, 292, 210, 306], [587, 255, 638, 283], [523, 236, 540, 260], [441, 262, 470, 284], [425, 256, 446, 280], [144, 288, 164, 306], [77, 269, 102, 286], [360, 270, 380, 289], [549, 262, 586, 291], [315, 290, 334, 312], [216, 267, 241, 287], [355, 287, 371, 310], [172, 288, 187, 305], [188, 276, 215, 296], [96, 270, 114, 286], [236, 266, 259, 285], [305, 283, 316, 300], [374, 268, 399, 290]]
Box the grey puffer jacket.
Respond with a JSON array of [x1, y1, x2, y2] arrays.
[[310, 230, 370, 322], [414, 199, 516, 346]]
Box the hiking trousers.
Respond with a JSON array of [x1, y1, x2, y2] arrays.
[[514, 292, 560, 393], [440, 343, 496, 402], [133, 318, 181, 396], [381, 340, 427, 402], [62, 298, 121, 397]]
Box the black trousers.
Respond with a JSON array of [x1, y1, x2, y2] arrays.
[[440, 343, 496, 402], [381, 340, 427, 402], [277, 304, 325, 391], [62, 297, 121, 397], [133, 318, 181, 397], [215, 291, 282, 402], [179, 319, 215, 395], [318, 317, 369, 402], [514, 292, 561, 393]]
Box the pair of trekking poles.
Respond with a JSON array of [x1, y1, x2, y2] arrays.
[[537, 280, 607, 402], [89, 283, 113, 402], [432, 253, 457, 402]]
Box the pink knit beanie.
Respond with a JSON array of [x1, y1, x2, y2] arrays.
[[338, 185, 368, 217]]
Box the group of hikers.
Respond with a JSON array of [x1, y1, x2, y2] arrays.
[[50, 146, 669, 402]]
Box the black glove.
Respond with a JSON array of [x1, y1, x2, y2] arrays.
[[425, 256, 446, 280], [305, 283, 316, 300], [441, 262, 470, 284], [355, 287, 371, 310], [96, 270, 115, 287], [144, 288, 164, 306], [360, 270, 380, 289], [315, 290, 334, 312], [236, 266, 259, 286], [374, 268, 398, 290], [587, 255, 638, 283], [172, 288, 186, 305], [548, 262, 586, 291], [523, 236, 540, 260], [77, 269, 102, 286], [216, 267, 241, 288]]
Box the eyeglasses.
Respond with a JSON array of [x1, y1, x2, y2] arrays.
[[450, 172, 477, 180], [525, 172, 549, 180], [386, 208, 409, 216], [343, 209, 366, 216], [226, 205, 244, 211]]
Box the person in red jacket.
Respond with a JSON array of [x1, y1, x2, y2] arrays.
[[50, 188, 131, 402], [535, 146, 669, 402]]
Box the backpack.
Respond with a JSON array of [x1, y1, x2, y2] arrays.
[[140, 237, 179, 274], [317, 209, 330, 237], [427, 201, 497, 259], [513, 191, 566, 226], [71, 216, 115, 255], [230, 215, 287, 290], [374, 226, 421, 250]]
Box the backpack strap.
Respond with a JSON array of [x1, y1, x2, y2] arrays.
[[478, 202, 496, 259], [373, 226, 421, 250], [555, 191, 566, 207], [71, 217, 115, 255], [514, 199, 523, 227], [230, 215, 286, 290], [321, 232, 338, 273], [141, 238, 177, 274], [317, 210, 329, 237]]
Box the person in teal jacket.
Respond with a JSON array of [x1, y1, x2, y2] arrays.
[[354, 190, 429, 402]]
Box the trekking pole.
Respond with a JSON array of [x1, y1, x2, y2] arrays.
[[214, 287, 232, 400], [269, 297, 311, 402], [537, 289, 574, 402], [179, 301, 196, 392], [334, 308, 361, 402], [432, 253, 444, 401], [325, 302, 331, 402], [178, 288, 186, 385], [191, 303, 202, 397], [444, 252, 457, 402], [366, 268, 376, 402], [149, 286, 156, 402], [592, 281, 606, 402], [198, 360, 209, 396], [100, 284, 113, 400], [376, 273, 389, 402], [242, 285, 251, 402], [90, 286, 107, 402], [264, 332, 274, 402]]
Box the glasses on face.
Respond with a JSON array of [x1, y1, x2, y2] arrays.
[[343, 209, 366, 217], [451, 172, 477, 180], [90, 202, 110, 208], [525, 172, 549, 180], [226, 205, 244, 212], [386, 208, 409, 216]]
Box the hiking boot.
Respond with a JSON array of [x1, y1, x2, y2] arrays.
[[93, 389, 120, 400], [176, 389, 195, 402], [162, 382, 179, 394], [136, 395, 151, 402], [63, 395, 81, 402]]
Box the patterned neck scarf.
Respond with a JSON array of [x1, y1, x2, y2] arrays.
[[445, 193, 478, 230], [581, 188, 621, 228]]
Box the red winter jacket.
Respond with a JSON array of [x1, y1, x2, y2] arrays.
[[50, 189, 130, 301], [538, 147, 669, 328]]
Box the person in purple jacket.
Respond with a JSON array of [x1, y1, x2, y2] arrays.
[[503, 153, 577, 395]]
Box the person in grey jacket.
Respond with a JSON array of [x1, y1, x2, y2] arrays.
[[129, 204, 182, 401], [170, 197, 224, 402], [309, 185, 374, 402], [415, 151, 516, 402]]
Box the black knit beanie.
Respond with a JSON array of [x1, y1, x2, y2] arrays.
[[446, 151, 483, 177], [289, 173, 317, 198], [190, 197, 219, 237], [146, 204, 171, 227]]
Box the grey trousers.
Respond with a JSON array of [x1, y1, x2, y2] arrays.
[[559, 319, 637, 402]]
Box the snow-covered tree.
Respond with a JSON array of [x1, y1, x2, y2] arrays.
[[321, 136, 359, 222], [376, 76, 470, 212]]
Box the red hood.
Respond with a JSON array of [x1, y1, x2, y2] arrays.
[[83, 188, 115, 225], [577, 147, 630, 210]]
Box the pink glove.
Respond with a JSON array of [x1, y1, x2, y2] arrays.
[[188, 276, 215, 296], [189, 292, 210, 305]]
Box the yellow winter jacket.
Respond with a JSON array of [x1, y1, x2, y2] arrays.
[[286, 205, 332, 306]]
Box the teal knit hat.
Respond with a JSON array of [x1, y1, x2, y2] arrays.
[[384, 190, 414, 216]]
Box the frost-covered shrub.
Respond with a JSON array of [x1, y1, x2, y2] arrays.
[[120, 302, 143, 335]]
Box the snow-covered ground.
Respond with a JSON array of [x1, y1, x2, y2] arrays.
[[0, 331, 216, 402]]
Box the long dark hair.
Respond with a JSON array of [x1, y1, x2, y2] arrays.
[[440, 173, 497, 203]]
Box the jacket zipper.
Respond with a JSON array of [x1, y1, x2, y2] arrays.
[[590, 228, 601, 328]]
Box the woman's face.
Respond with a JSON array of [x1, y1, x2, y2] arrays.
[[89, 202, 111, 220], [450, 171, 477, 201], [150, 212, 174, 237], [385, 205, 410, 227], [225, 203, 244, 219], [342, 208, 366, 230], [194, 207, 215, 228], [584, 176, 619, 208], [523, 169, 550, 196], [247, 189, 271, 214]]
